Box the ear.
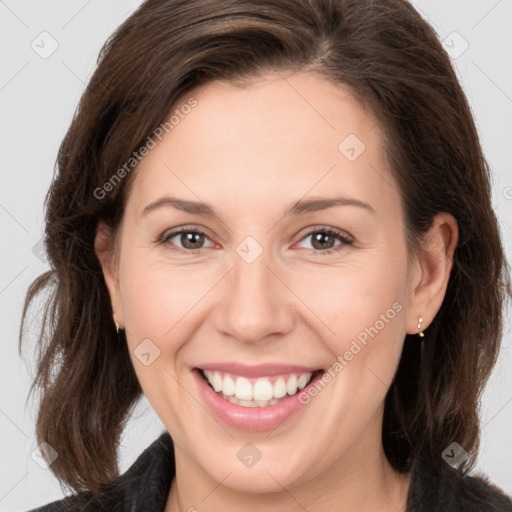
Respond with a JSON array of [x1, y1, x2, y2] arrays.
[[94, 219, 124, 327], [405, 212, 458, 335]]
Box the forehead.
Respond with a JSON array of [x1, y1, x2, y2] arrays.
[[127, 71, 399, 220]]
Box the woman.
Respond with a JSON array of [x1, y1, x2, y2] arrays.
[[20, 0, 512, 510]]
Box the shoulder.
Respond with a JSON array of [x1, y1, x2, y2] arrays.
[[408, 452, 512, 512], [452, 472, 512, 511], [27, 430, 175, 512]]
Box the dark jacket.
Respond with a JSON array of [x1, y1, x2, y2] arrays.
[[29, 431, 512, 511]]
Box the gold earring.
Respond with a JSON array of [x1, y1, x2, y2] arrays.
[[417, 316, 425, 337], [113, 314, 120, 334]]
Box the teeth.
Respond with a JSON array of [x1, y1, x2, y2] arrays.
[[297, 374, 311, 389], [235, 377, 253, 400], [223, 374, 235, 396], [286, 375, 298, 395], [273, 377, 287, 398], [226, 396, 280, 407], [202, 370, 314, 403], [253, 379, 274, 401], [210, 371, 223, 392]]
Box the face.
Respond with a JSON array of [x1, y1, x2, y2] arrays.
[[99, 71, 427, 494]]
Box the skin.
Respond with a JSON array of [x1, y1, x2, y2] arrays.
[[95, 71, 458, 511]]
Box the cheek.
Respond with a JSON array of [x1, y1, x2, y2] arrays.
[[293, 249, 408, 354], [119, 269, 170, 344], [118, 250, 215, 356], [117, 255, 203, 416], [298, 251, 408, 429]]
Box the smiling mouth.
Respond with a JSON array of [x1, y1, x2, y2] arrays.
[[197, 368, 324, 408]]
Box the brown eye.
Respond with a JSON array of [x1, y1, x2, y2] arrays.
[[310, 231, 337, 251], [297, 227, 354, 255], [161, 228, 213, 252], [178, 231, 205, 250]]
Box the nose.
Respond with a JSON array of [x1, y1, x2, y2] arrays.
[[213, 241, 295, 345]]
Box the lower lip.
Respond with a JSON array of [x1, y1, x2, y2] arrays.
[[192, 368, 324, 431]]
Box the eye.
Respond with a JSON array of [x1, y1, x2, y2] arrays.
[[158, 225, 354, 255], [159, 226, 215, 252], [295, 226, 354, 255]]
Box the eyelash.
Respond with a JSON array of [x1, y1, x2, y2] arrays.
[[158, 225, 354, 256]]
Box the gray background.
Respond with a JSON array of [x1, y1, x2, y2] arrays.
[[1, 1, 511, 510]]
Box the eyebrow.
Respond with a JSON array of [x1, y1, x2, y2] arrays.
[[141, 195, 375, 218]]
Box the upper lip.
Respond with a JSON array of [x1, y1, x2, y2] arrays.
[[196, 362, 322, 377]]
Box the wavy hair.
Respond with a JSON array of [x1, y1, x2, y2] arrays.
[[19, 0, 511, 496]]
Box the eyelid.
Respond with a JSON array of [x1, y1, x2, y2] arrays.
[[295, 224, 354, 243]]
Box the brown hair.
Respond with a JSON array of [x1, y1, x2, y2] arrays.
[[19, 0, 511, 496]]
